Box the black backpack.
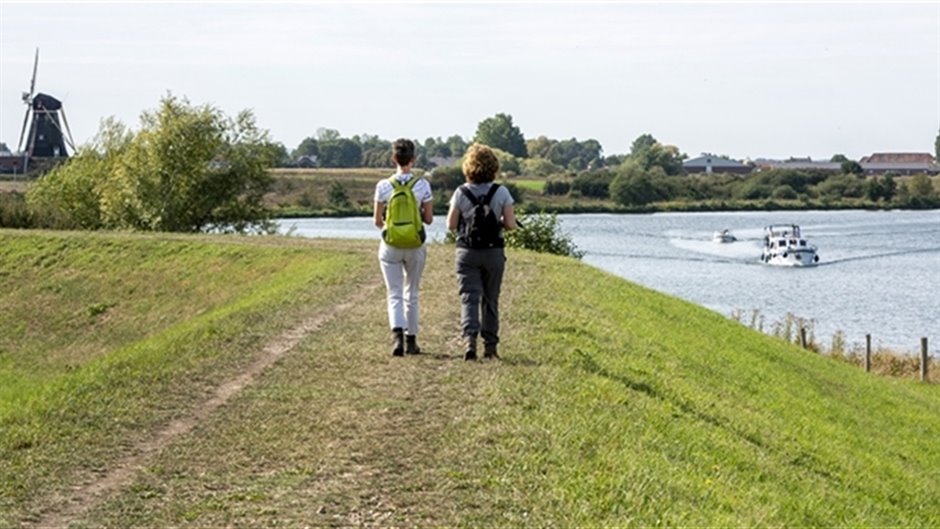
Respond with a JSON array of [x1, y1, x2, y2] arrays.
[[457, 184, 504, 249]]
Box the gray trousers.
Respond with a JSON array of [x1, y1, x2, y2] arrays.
[[455, 247, 505, 345]]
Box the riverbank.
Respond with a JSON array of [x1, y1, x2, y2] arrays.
[[2, 230, 938, 526]]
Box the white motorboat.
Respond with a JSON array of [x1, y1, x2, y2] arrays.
[[760, 224, 819, 267], [712, 229, 737, 243]]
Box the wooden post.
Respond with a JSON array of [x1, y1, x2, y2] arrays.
[[865, 334, 871, 373], [800, 327, 807, 349], [921, 337, 929, 382]]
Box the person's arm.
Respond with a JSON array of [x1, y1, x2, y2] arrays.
[[446, 201, 461, 231], [501, 203, 517, 231], [421, 200, 434, 225], [373, 201, 385, 229]]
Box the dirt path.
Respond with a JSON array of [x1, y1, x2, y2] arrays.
[[33, 278, 383, 529]]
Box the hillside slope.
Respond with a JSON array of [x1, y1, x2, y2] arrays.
[[1, 230, 937, 527]]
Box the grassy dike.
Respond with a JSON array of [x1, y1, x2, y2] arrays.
[[1, 230, 938, 527]]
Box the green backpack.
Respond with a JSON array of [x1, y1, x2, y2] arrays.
[[383, 176, 426, 248]]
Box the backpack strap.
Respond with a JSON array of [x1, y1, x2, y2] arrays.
[[388, 175, 418, 191], [459, 185, 481, 206], [459, 183, 500, 206], [482, 183, 500, 206]]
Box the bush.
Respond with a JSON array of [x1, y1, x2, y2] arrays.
[[571, 170, 614, 198], [521, 157, 563, 177], [429, 166, 465, 191], [771, 184, 798, 200], [543, 180, 571, 196], [505, 209, 583, 258], [26, 95, 276, 233]]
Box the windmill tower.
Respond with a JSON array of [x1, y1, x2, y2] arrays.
[[17, 49, 75, 171]]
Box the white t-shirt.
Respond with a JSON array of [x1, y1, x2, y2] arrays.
[[374, 172, 433, 205]]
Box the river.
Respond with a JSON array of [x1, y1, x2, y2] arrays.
[[277, 209, 940, 355]]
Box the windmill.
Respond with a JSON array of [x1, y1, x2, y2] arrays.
[[17, 48, 75, 171]]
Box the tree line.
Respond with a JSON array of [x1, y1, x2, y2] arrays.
[[2, 95, 938, 234]]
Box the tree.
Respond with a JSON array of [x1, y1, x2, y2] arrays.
[[610, 163, 661, 206], [473, 113, 527, 158], [630, 134, 657, 157], [446, 135, 468, 158], [830, 154, 848, 163], [840, 160, 863, 176], [632, 142, 686, 175], [316, 127, 341, 142], [935, 129, 940, 160], [318, 138, 362, 168], [27, 94, 275, 233], [292, 137, 319, 159]]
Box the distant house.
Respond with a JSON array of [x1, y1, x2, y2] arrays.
[[296, 154, 318, 168], [683, 154, 752, 175], [858, 152, 938, 175], [427, 156, 459, 169], [754, 158, 842, 172]]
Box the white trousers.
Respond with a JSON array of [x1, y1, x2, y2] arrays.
[[378, 242, 427, 335]]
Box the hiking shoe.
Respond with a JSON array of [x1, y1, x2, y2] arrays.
[[464, 336, 477, 361], [406, 335, 421, 355], [392, 327, 405, 357], [483, 344, 499, 359]]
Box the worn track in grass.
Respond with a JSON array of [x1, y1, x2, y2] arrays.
[[32, 275, 385, 528]]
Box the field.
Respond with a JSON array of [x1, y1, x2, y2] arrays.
[[1, 230, 938, 527]]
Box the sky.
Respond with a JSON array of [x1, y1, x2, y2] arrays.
[[1, 1, 938, 161]]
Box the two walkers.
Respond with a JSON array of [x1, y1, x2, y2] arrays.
[[374, 140, 516, 360]]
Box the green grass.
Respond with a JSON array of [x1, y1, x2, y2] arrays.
[[1, 232, 938, 527]]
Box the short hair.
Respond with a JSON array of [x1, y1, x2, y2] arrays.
[[462, 143, 500, 183], [392, 138, 415, 166]]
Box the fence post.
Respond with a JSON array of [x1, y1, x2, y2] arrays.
[[865, 334, 871, 373], [921, 337, 929, 382], [800, 327, 807, 349]]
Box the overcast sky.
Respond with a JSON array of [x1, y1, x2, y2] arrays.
[[1, 1, 938, 161]]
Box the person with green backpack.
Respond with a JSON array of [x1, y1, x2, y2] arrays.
[[373, 138, 434, 357]]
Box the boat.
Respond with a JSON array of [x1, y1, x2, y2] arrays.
[[712, 229, 737, 243], [760, 224, 819, 266]]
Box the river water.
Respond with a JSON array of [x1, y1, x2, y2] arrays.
[[277, 209, 940, 355]]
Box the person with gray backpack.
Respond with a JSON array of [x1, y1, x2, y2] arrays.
[[446, 143, 517, 360], [374, 139, 434, 356]]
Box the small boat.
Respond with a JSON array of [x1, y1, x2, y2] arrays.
[[760, 224, 819, 267], [712, 229, 737, 243]]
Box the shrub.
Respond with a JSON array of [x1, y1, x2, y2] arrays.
[[571, 170, 614, 198], [505, 209, 583, 258], [543, 180, 571, 196]]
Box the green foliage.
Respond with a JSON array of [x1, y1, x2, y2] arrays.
[[840, 160, 864, 175], [816, 173, 865, 199], [771, 184, 798, 200], [571, 170, 614, 199], [317, 138, 363, 168], [429, 165, 465, 191], [490, 147, 521, 175], [629, 133, 657, 156], [610, 164, 662, 206], [327, 181, 350, 208], [291, 136, 319, 159], [0, 192, 30, 228], [26, 95, 276, 233], [505, 209, 583, 258], [526, 136, 603, 170], [935, 130, 939, 160], [473, 113, 527, 158], [521, 157, 564, 177], [543, 179, 571, 196]]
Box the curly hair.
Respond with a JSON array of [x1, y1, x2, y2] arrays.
[[462, 143, 500, 183]]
